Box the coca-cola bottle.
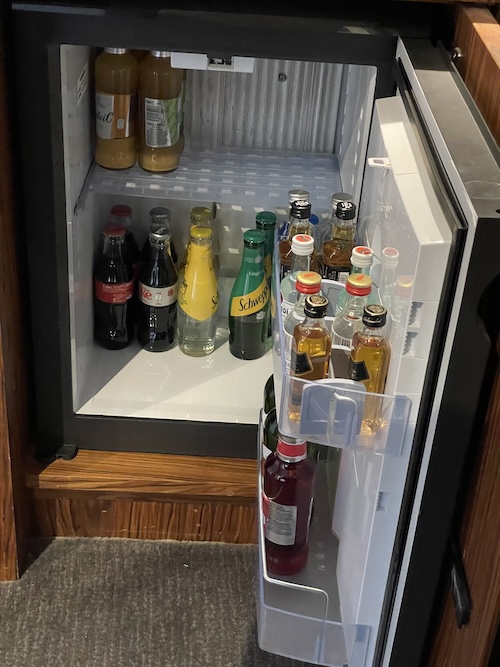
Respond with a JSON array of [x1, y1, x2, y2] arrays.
[[263, 435, 316, 576], [110, 204, 140, 274], [138, 227, 178, 351], [94, 223, 135, 349]]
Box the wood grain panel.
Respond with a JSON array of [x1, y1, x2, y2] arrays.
[[0, 9, 30, 580], [26, 449, 257, 503], [32, 497, 257, 543], [454, 6, 500, 144], [429, 345, 500, 667]]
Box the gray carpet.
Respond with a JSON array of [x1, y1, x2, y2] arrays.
[[0, 539, 312, 667]]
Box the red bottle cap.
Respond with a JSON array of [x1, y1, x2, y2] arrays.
[[104, 223, 126, 238], [296, 271, 322, 294], [111, 204, 132, 218], [277, 435, 307, 461], [345, 273, 372, 297]]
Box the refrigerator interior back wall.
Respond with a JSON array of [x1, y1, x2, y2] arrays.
[[60, 44, 376, 424]]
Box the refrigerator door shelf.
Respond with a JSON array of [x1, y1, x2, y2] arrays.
[[257, 417, 371, 667]]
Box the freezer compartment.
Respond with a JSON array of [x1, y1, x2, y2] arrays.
[[61, 45, 377, 425]]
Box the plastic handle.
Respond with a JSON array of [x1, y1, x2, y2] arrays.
[[367, 157, 391, 169]]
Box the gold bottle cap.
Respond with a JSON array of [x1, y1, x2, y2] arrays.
[[346, 273, 372, 289], [395, 275, 413, 296], [190, 226, 213, 241], [190, 207, 212, 224], [296, 271, 322, 287]]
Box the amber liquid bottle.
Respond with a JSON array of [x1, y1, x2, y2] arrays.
[[289, 295, 332, 422], [138, 51, 185, 173], [321, 201, 357, 282], [349, 304, 390, 434], [95, 48, 138, 170], [263, 435, 316, 576]]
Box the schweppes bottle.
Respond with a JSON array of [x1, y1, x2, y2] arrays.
[[229, 230, 270, 360]]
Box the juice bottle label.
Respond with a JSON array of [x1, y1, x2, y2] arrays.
[[265, 500, 297, 546], [139, 282, 177, 307], [95, 279, 134, 304], [230, 277, 270, 317], [95, 92, 135, 139], [144, 94, 182, 147]]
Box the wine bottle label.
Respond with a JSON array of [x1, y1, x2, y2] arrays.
[[95, 279, 133, 304], [139, 282, 177, 307], [95, 92, 135, 139], [230, 277, 270, 317], [322, 265, 350, 283], [265, 500, 297, 546], [291, 350, 314, 377], [348, 358, 370, 382], [144, 94, 182, 148]]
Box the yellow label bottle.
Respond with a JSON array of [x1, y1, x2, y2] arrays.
[[95, 48, 138, 170], [177, 226, 219, 356]]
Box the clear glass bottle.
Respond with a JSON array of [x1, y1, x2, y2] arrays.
[[94, 223, 135, 350], [138, 51, 185, 173], [95, 48, 138, 170], [349, 305, 390, 434], [277, 189, 310, 241], [278, 200, 313, 280], [335, 245, 377, 315], [228, 230, 270, 360], [137, 227, 178, 351], [280, 233, 315, 321], [177, 226, 219, 357], [331, 273, 372, 347], [289, 295, 332, 422], [283, 271, 322, 375], [379, 246, 400, 313], [263, 435, 316, 576], [321, 201, 357, 282], [178, 206, 214, 277]]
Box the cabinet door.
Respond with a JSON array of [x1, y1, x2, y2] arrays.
[[0, 12, 30, 581]]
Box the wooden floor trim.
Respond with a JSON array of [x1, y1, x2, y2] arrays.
[[25, 449, 258, 504]]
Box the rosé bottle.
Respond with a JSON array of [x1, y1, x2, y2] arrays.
[[263, 435, 316, 576]]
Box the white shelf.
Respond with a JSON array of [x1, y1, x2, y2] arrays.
[[77, 335, 272, 424], [81, 148, 340, 210]]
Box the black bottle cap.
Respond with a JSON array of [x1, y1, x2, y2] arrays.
[[290, 200, 312, 219], [362, 304, 387, 327], [304, 294, 329, 318], [335, 201, 357, 220]]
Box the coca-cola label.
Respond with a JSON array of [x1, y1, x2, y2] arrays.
[[140, 282, 177, 307], [95, 279, 133, 304]]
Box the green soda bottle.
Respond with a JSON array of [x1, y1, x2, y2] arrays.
[[229, 230, 270, 360]]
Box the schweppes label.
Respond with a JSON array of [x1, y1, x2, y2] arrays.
[[230, 278, 270, 317]]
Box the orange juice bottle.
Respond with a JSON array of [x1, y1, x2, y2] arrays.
[[94, 48, 138, 169], [138, 51, 185, 173]]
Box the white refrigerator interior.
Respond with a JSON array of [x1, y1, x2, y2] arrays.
[[60, 45, 375, 425]]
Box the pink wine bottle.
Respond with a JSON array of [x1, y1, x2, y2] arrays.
[[263, 435, 316, 576]]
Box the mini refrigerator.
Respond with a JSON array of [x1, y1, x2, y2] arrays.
[[9, 2, 500, 667]]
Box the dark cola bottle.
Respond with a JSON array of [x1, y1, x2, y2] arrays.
[[94, 223, 135, 349], [138, 227, 178, 351]]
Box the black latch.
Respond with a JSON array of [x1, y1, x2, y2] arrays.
[[449, 534, 472, 628]]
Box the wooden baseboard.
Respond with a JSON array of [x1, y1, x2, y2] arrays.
[[26, 449, 258, 544]]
